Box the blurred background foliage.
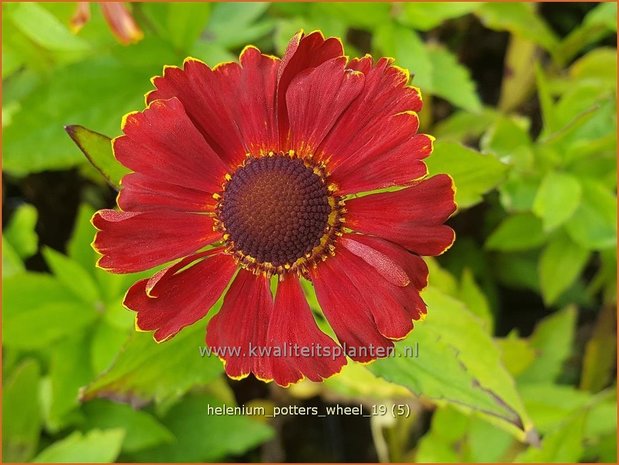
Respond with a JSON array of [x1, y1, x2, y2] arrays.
[[2, 2, 617, 463]]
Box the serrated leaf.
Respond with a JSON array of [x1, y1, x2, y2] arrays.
[[33, 429, 125, 463], [427, 45, 482, 112], [427, 141, 507, 209], [65, 125, 129, 189], [486, 213, 546, 252], [539, 233, 589, 305], [532, 171, 582, 231], [373, 24, 432, 91], [370, 287, 532, 440]]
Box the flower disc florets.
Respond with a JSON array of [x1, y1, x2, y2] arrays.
[[214, 151, 344, 276]]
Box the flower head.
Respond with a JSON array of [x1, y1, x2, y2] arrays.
[[92, 31, 456, 386]]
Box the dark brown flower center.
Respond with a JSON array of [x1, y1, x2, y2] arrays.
[[218, 154, 332, 269]]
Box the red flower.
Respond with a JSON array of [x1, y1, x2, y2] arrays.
[[92, 31, 456, 387]]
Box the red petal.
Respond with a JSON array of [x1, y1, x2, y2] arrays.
[[148, 62, 244, 167], [309, 253, 393, 362], [277, 31, 344, 140], [206, 270, 272, 381], [92, 209, 220, 273], [148, 50, 280, 166], [345, 175, 456, 256], [340, 235, 409, 287], [333, 131, 432, 196], [341, 245, 425, 340], [125, 251, 236, 342], [236, 46, 280, 155], [286, 57, 365, 156], [319, 57, 423, 182], [263, 276, 346, 386], [118, 173, 217, 212], [115, 98, 228, 193], [346, 234, 429, 291]]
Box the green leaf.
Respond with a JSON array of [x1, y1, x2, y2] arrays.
[[518, 306, 576, 384], [427, 141, 507, 209], [539, 233, 589, 305], [498, 35, 537, 112], [4, 203, 38, 258], [580, 304, 617, 393], [324, 363, 411, 399], [33, 429, 125, 463], [82, 400, 174, 453], [371, 287, 532, 440], [459, 269, 493, 332], [399, 3, 481, 30], [499, 175, 541, 213], [570, 47, 617, 92], [2, 239, 25, 278], [475, 3, 559, 52], [556, 3, 617, 65], [166, 3, 211, 52], [433, 108, 499, 143], [486, 213, 546, 252], [311, 3, 391, 30], [516, 410, 586, 462], [481, 115, 533, 169], [373, 25, 432, 91], [65, 125, 129, 189], [518, 383, 591, 434], [532, 172, 582, 231], [427, 45, 482, 112], [91, 321, 131, 374], [498, 332, 536, 377], [3, 273, 98, 349], [3, 360, 42, 462], [46, 335, 94, 431], [416, 406, 470, 462], [8, 2, 91, 53], [206, 3, 272, 48], [4, 43, 174, 175], [375, 26, 482, 110], [81, 323, 223, 405], [565, 180, 617, 250], [536, 63, 560, 136], [131, 394, 274, 462], [43, 246, 101, 304]]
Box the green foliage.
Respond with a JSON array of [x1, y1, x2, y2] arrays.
[[33, 429, 125, 463], [3, 2, 617, 463], [370, 286, 532, 440], [65, 125, 129, 188], [3, 360, 42, 462]]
